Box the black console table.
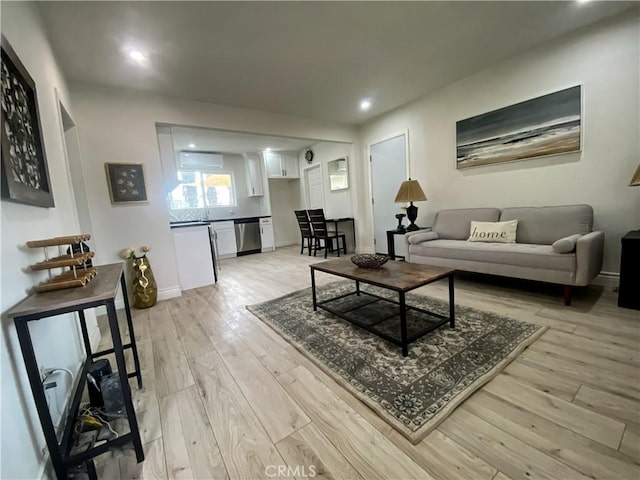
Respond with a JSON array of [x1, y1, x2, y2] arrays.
[[326, 217, 356, 248], [618, 230, 640, 310], [7, 263, 145, 479], [387, 228, 429, 260]]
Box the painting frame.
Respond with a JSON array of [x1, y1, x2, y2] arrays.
[[456, 85, 582, 169], [327, 157, 349, 191], [1, 35, 55, 207], [105, 162, 148, 204]]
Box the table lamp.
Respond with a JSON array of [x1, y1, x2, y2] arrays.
[[630, 164, 640, 186], [394, 178, 427, 231]]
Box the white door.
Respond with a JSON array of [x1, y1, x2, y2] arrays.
[[370, 134, 407, 255], [305, 165, 324, 209]]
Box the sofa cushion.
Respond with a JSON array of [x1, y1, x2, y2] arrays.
[[499, 205, 593, 245], [468, 220, 518, 243], [552, 233, 583, 253], [433, 208, 501, 240], [408, 239, 575, 272]]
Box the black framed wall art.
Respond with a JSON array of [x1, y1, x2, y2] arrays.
[[105, 162, 148, 204], [1, 35, 55, 207]]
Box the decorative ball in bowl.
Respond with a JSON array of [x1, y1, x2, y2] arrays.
[[350, 254, 389, 269]]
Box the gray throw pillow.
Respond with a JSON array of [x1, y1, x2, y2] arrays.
[[407, 231, 439, 244], [552, 233, 583, 253]]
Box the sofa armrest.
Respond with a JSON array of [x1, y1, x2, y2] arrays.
[[405, 230, 437, 264], [406, 231, 438, 245], [574, 231, 605, 286]]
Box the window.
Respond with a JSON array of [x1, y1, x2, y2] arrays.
[[168, 170, 235, 209]]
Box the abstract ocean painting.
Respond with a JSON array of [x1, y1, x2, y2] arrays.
[[456, 86, 581, 169]]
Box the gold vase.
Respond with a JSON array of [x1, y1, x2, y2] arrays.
[[131, 256, 157, 309]]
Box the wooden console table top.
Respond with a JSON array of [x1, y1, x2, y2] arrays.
[[6, 263, 124, 319]]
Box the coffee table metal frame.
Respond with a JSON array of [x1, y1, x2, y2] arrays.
[[310, 261, 455, 356]]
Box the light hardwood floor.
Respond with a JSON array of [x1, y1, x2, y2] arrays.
[[96, 246, 640, 479]]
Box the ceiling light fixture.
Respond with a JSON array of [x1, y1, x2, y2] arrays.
[[576, 0, 591, 3], [188, 143, 196, 148], [360, 99, 372, 111], [129, 50, 146, 61], [265, 148, 272, 152]]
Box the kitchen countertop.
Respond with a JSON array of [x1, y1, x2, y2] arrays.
[[169, 216, 271, 228]]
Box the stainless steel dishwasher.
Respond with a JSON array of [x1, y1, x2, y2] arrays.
[[234, 218, 262, 256]]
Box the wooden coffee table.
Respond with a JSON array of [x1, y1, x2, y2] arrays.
[[310, 259, 455, 356]]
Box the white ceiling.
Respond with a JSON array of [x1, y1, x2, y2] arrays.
[[169, 125, 327, 155], [37, 1, 636, 125]]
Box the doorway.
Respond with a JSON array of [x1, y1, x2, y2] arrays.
[[58, 100, 94, 236], [369, 133, 408, 255], [304, 164, 324, 209]]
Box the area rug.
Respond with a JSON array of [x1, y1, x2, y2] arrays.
[[247, 281, 546, 444]]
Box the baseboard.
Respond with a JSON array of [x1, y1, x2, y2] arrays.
[[98, 285, 183, 312], [276, 240, 297, 248], [591, 271, 619, 289], [158, 285, 182, 301], [90, 323, 101, 351]]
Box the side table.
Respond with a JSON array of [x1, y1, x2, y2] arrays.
[[618, 230, 640, 310], [6, 263, 145, 479], [387, 228, 429, 260]]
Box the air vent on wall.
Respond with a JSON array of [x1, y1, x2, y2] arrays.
[[178, 151, 224, 169]]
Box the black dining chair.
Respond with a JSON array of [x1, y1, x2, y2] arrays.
[[294, 210, 314, 255], [307, 209, 347, 258]]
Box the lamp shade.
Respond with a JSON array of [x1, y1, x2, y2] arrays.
[[630, 164, 640, 186], [394, 179, 427, 203]]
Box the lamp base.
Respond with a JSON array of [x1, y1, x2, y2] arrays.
[[406, 203, 419, 231]]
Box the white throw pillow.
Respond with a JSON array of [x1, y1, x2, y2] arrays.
[[468, 220, 518, 243]]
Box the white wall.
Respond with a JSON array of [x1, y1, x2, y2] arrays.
[[70, 84, 357, 293], [0, 3, 92, 479], [358, 12, 640, 273]]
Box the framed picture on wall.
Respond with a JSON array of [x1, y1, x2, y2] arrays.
[[1, 35, 55, 207], [456, 85, 581, 169], [105, 162, 148, 204]]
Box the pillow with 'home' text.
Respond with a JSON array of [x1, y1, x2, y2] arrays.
[[468, 220, 518, 243]]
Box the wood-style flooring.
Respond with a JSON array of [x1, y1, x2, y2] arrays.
[[95, 246, 640, 479]]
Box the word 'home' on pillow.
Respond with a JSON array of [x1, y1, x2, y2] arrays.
[[468, 220, 518, 243]]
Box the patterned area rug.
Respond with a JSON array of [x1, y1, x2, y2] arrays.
[[247, 281, 546, 444]]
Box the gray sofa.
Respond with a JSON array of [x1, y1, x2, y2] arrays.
[[405, 205, 604, 304]]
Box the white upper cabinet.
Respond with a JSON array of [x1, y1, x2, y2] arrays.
[[263, 151, 299, 179], [243, 153, 264, 197]]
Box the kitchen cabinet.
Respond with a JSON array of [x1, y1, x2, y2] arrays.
[[211, 221, 237, 259], [260, 217, 275, 252], [243, 153, 264, 197], [264, 151, 299, 179], [171, 225, 215, 290]]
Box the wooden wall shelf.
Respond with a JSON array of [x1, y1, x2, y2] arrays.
[[30, 252, 95, 271], [26, 234, 91, 248]]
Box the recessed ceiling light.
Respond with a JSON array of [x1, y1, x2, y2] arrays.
[[188, 143, 196, 148], [265, 148, 272, 152], [129, 50, 146, 61], [360, 99, 372, 111], [576, 0, 591, 3]]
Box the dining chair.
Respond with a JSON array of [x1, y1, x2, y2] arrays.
[[294, 210, 314, 255], [307, 209, 347, 258]]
